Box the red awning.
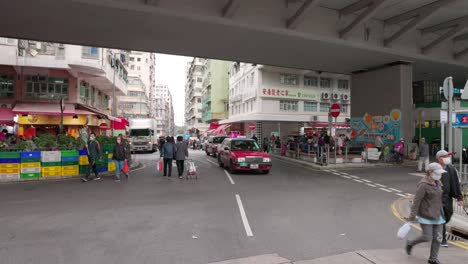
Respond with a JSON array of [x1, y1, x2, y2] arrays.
[[0, 108, 16, 126], [110, 117, 129, 130], [212, 124, 231, 136], [13, 103, 75, 116], [209, 122, 220, 130]]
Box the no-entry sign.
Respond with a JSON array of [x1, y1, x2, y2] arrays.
[[330, 103, 341, 118], [249, 123, 256, 130]]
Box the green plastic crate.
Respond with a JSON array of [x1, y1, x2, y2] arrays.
[[61, 150, 78, 157], [21, 157, 41, 163], [20, 172, 41, 179], [79, 165, 89, 175], [61, 161, 79, 166], [42, 162, 62, 167], [103, 144, 114, 151], [0, 152, 21, 159]]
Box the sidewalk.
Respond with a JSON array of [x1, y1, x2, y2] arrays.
[[270, 152, 417, 170]]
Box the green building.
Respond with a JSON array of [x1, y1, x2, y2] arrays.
[[201, 59, 230, 124]]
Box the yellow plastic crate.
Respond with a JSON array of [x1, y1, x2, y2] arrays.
[[108, 162, 116, 172], [0, 167, 20, 174], [42, 171, 62, 178], [21, 162, 41, 169], [61, 165, 79, 176], [108, 153, 113, 159], [0, 163, 20, 170], [79, 156, 89, 165], [42, 166, 62, 174]]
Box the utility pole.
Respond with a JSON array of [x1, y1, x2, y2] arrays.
[[447, 77, 453, 153]]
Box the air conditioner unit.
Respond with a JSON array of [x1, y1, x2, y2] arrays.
[[332, 93, 339, 100], [36, 42, 42, 50], [311, 116, 318, 122], [321, 92, 330, 99], [341, 94, 350, 101]]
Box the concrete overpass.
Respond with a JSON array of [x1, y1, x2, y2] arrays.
[[1, 0, 468, 139]]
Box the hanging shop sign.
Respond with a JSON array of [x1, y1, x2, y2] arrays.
[[18, 115, 100, 126], [453, 113, 468, 127]]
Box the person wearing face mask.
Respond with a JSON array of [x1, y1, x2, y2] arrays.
[[82, 132, 102, 182], [436, 150, 464, 247], [405, 163, 446, 264]]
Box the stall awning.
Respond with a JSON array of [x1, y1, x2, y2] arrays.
[[110, 116, 129, 130], [212, 124, 231, 136], [13, 103, 75, 116], [0, 108, 16, 126], [76, 103, 121, 122]]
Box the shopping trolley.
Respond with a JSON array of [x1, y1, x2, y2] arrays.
[[186, 159, 198, 180]]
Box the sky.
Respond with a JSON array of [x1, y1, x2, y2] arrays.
[[155, 54, 193, 127]]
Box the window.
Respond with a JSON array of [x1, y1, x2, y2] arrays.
[[280, 73, 299, 85], [304, 76, 318, 87], [130, 65, 135, 70], [137, 66, 141, 71], [320, 78, 331, 88], [341, 104, 348, 113], [280, 100, 298, 112], [250, 72, 255, 86], [338, 79, 349, 89], [197, 98, 202, 103], [56, 46, 65, 58], [197, 77, 203, 83], [26, 75, 69, 99], [137, 57, 141, 62], [0, 74, 15, 99], [319, 103, 330, 112], [82, 47, 99, 58], [129, 57, 135, 62], [304, 102, 318, 112]]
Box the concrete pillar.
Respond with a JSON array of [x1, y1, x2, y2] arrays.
[[351, 62, 413, 142]]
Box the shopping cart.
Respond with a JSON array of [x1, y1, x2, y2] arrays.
[[186, 159, 198, 180]]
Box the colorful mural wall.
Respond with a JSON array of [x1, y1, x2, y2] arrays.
[[350, 109, 402, 143]]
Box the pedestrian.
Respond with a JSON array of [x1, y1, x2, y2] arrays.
[[263, 137, 269, 153], [81, 132, 102, 182], [405, 162, 446, 264], [0, 129, 7, 141], [158, 137, 166, 152], [436, 150, 464, 247], [394, 138, 405, 163], [252, 135, 258, 143], [161, 136, 177, 178], [374, 135, 384, 151], [175, 136, 189, 179], [417, 137, 430, 172], [112, 136, 129, 182]]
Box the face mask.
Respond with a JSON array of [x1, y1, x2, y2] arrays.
[[442, 157, 451, 165], [90, 137, 95, 141], [431, 173, 442, 181]]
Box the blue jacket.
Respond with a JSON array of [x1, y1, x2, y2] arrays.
[[161, 142, 177, 159]]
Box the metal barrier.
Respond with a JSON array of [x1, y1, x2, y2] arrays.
[[454, 165, 468, 217]]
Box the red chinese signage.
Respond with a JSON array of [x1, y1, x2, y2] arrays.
[[262, 89, 289, 97]]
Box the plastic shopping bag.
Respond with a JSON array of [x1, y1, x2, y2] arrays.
[[187, 160, 197, 176], [122, 160, 130, 173], [157, 158, 163, 172], [397, 222, 411, 240]]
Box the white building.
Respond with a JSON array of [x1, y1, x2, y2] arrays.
[[118, 78, 150, 119], [223, 63, 351, 139], [185, 58, 207, 132], [155, 84, 175, 136]]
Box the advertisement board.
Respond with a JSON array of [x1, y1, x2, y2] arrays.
[[350, 109, 401, 143]]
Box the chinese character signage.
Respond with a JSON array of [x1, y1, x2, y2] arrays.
[[350, 109, 401, 143], [261, 88, 318, 100], [453, 113, 468, 127]]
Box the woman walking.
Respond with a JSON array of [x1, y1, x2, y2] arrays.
[[112, 136, 130, 182], [405, 162, 446, 264], [161, 136, 177, 178]]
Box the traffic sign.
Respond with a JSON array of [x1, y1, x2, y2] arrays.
[[249, 123, 256, 130], [330, 103, 341, 118]]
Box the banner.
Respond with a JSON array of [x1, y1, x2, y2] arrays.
[[453, 113, 468, 127], [350, 109, 401, 143]]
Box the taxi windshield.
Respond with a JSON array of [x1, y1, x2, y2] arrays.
[[231, 140, 260, 151], [213, 137, 228, 144]]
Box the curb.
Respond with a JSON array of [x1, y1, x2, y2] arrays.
[[0, 162, 144, 184]]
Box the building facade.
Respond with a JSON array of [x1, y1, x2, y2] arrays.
[[0, 37, 128, 137], [118, 78, 150, 119], [223, 63, 351, 140], [154, 84, 175, 136], [201, 59, 230, 124], [185, 58, 207, 132]]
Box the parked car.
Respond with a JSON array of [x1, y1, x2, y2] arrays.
[[205, 136, 229, 157], [217, 138, 272, 174]]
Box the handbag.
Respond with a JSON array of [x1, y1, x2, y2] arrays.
[[122, 160, 130, 173], [157, 158, 163, 172]]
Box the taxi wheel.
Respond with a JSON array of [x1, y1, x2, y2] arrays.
[[261, 170, 270, 174], [206, 151, 210, 156], [229, 161, 236, 174]]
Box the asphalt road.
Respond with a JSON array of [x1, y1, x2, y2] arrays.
[[0, 150, 426, 264]]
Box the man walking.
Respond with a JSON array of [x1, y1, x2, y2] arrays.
[[417, 137, 430, 172], [436, 150, 464, 247], [82, 133, 102, 182], [175, 136, 189, 179], [112, 136, 129, 182], [161, 136, 177, 178]]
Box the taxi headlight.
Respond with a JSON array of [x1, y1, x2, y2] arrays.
[[237, 157, 246, 162], [263, 158, 271, 162]]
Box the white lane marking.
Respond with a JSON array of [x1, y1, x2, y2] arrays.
[[341, 176, 352, 179], [406, 193, 413, 196], [353, 179, 363, 183], [375, 183, 386, 188], [361, 179, 372, 183], [224, 170, 235, 185], [365, 183, 377, 187], [235, 194, 254, 237], [409, 173, 425, 178], [396, 193, 407, 197], [350, 175, 360, 179], [323, 170, 332, 172], [379, 188, 393, 193], [206, 159, 218, 166], [332, 173, 341, 176], [389, 188, 402, 193]]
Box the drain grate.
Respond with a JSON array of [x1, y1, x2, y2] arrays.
[[446, 232, 467, 242]]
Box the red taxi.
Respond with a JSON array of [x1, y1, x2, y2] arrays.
[[217, 138, 272, 174], [205, 136, 229, 157]]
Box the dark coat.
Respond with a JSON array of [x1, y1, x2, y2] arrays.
[[87, 140, 101, 160], [441, 165, 463, 206], [113, 143, 128, 161], [409, 177, 444, 221]]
